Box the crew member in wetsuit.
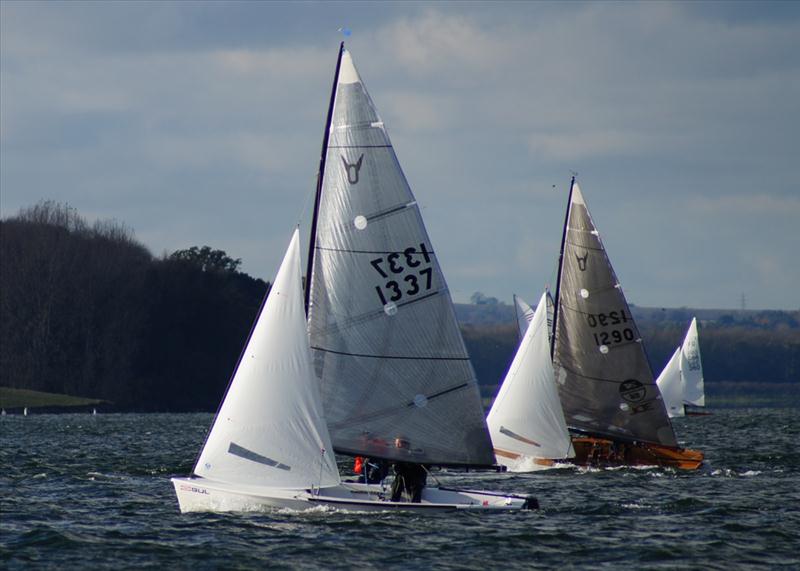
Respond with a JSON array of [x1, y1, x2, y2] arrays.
[[390, 462, 427, 503]]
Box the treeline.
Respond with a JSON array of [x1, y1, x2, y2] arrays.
[[463, 313, 799, 406], [0, 202, 268, 411], [1, 202, 797, 411]]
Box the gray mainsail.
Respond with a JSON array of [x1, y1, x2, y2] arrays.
[[551, 180, 678, 447], [306, 47, 494, 466]]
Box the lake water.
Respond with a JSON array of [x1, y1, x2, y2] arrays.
[[1, 409, 798, 569]]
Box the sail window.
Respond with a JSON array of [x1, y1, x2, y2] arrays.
[[228, 442, 291, 471]]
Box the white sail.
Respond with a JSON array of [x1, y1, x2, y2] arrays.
[[194, 229, 340, 490], [681, 317, 705, 407], [488, 292, 575, 469], [307, 48, 493, 465], [656, 347, 685, 418], [513, 294, 535, 340]]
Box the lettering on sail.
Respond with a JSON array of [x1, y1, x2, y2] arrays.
[[370, 243, 434, 306]]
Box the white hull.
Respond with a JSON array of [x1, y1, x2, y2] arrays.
[[172, 477, 534, 513]]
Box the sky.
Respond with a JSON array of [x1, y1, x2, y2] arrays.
[[1, 1, 798, 310]]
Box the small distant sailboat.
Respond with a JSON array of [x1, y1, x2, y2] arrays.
[[656, 317, 708, 417], [550, 178, 703, 469], [23, 407, 28, 416], [488, 292, 575, 471], [513, 294, 535, 339]]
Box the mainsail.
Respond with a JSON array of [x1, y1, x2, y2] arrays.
[[195, 230, 340, 490], [514, 293, 554, 341], [656, 317, 705, 417], [681, 317, 705, 407], [656, 347, 684, 418], [488, 291, 575, 465], [513, 294, 535, 340], [306, 46, 494, 466], [551, 180, 678, 447]]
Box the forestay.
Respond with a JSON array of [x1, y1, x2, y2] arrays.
[[552, 182, 678, 447], [307, 49, 494, 466], [488, 292, 575, 462], [195, 230, 340, 489]]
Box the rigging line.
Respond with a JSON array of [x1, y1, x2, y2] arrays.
[[305, 42, 345, 313], [311, 346, 469, 361], [551, 176, 575, 359]]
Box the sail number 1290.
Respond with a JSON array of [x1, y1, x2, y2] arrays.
[[371, 243, 433, 305]]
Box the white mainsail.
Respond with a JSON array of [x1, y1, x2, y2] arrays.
[[656, 317, 705, 418], [194, 229, 340, 490], [488, 292, 575, 470], [513, 294, 535, 340], [306, 48, 493, 466], [656, 347, 684, 418], [681, 317, 705, 407]]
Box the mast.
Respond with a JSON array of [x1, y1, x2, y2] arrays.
[[550, 175, 575, 359], [305, 42, 345, 313]]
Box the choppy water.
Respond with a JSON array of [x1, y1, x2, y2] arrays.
[[1, 409, 798, 569]]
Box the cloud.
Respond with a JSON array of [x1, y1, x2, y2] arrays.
[[1, 1, 798, 309]]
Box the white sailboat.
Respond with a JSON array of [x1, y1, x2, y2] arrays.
[[656, 317, 707, 417], [172, 44, 535, 512], [173, 231, 530, 512], [513, 294, 535, 339], [488, 292, 575, 471]]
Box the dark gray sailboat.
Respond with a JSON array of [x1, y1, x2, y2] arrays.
[[550, 178, 703, 469]]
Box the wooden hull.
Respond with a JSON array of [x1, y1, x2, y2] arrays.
[[568, 437, 704, 470]]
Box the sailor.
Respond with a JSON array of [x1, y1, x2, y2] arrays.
[[390, 462, 427, 503]]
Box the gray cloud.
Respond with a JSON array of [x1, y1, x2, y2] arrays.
[[1, 1, 798, 309]]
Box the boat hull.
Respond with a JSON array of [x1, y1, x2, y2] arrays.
[[568, 437, 704, 470], [172, 477, 535, 513]]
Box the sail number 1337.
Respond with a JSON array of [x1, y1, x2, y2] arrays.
[[371, 243, 433, 305]]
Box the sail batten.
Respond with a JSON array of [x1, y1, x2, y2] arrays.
[[307, 47, 493, 466], [552, 182, 678, 448]]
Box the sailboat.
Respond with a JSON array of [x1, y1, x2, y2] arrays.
[[513, 294, 535, 339], [656, 317, 708, 417], [550, 178, 703, 469], [173, 231, 531, 511], [172, 45, 535, 512], [488, 292, 575, 471]]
